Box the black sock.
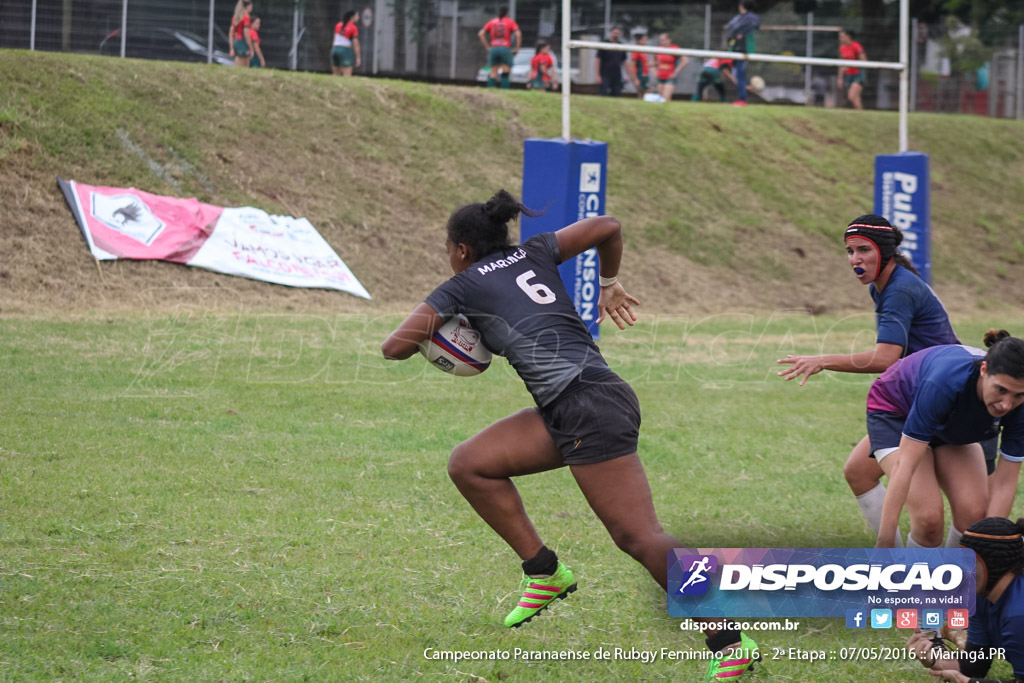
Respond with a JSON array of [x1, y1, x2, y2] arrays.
[[522, 546, 558, 576], [705, 626, 742, 654]]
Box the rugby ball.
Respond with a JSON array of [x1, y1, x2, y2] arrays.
[[750, 75, 765, 91], [419, 315, 492, 376]]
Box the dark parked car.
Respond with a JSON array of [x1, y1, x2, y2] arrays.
[[99, 27, 234, 65]]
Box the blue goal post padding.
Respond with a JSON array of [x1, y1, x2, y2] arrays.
[[521, 138, 607, 340], [875, 152, 931, 285]]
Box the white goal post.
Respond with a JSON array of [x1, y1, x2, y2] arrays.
[[559, 0, 911, 152]]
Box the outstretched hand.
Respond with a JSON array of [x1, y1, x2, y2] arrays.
[[776, 355, 825, 386], [597, 282, 639, 329]]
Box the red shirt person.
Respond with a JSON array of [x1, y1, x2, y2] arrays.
[[478, 7, 522, 88]]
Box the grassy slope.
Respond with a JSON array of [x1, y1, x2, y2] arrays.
[[1, 50, 1024, 317]]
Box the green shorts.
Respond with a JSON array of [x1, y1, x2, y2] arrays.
[[249, 54, 261, 68], [488, 46, 514, 68], [331, 46, 355, 68], [844, 72, 865, 89], [529, 76, 553, 91], [233, 38, 250, 58], [658, 76, 675, 85], [637, 74, 649, 91]]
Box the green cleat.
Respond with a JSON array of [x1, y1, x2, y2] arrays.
[[703, 633, 760, 681], [503, 562, 577, 628]]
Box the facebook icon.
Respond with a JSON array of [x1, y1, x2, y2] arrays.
[[846, 609, 866, 629]]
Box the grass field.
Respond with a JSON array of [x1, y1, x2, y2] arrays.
[[2, 310, 1020, 681]]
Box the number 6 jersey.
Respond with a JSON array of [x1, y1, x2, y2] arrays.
[[425, 232, 609, 407]]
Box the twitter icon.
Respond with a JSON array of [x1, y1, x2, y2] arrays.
[[871, 609, 892, 629]]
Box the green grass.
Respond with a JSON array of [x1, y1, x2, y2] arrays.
[[1, 313, 1019, 681]]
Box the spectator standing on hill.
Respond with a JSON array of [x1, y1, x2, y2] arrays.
[[331, 11, 361, 76], [654, 33, 687, 101], [626, 33, 651, 97], [595, 27, 627, 97], [692, 58, 736, 102], [479, 6, 521, 89], [726, 0, 760, 106], [527, 40, 559, 92], [248, 17, 266, 68], [229, 0, 255, 68], [838, 28, 868, 110]]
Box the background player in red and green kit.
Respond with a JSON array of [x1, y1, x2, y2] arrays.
[[838, 28, 867, 110], [527, 40, 558, 91], [655, 33, 687, 101], [626, 33, 650, 97], [331, 11, 361, 77], [692, 58, 736, 102], [248, 17, 265, 68], [228, 0, 254, 68], [478, 7, 521, 89]]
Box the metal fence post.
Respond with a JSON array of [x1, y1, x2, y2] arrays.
[[208, 0, 215, 64], [120, 0, 127, 58], [30, 0, 37, 50], [1017, 24, 1023, 120], [291, 0, 299, 70], [804, 12, 813, 105], [703, 4, 711, 51], [449, 0, 458, 80], [910, 18, 920, 112]]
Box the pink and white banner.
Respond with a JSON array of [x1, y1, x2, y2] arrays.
[[59, 178, 371, 299]]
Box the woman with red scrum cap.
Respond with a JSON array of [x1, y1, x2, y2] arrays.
[[907, 516, 1024, 681], [777, 214, 965, 548]]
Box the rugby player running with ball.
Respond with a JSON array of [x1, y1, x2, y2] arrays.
[[382, 190, 760, 681]]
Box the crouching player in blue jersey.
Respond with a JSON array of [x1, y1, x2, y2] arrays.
[[872, 331, 1024, 550], [382, 190, 760, 681], [906, 516, 1024, 682]]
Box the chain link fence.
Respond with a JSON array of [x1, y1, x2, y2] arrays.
[[2, 0, 1020, 118]]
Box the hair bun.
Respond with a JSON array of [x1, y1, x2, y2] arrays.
[[984, 329, 1012, 348], [483, 189, 522, 225]]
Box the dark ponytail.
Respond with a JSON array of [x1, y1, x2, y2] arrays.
[[341, 10, 357, 28], [446, 189, 539, 261], [983, 329, 1024, 380]]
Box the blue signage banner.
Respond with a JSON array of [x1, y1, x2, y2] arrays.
[[875, 152, 931, 284], [521, 138, 607, 339], [668, 548, 975, 618]]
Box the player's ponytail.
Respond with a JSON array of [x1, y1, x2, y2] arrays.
[[446, 190, 540, 261], [982, 329, 1024, 380], [233, 0, 252, 26], [340, 10, 356, 29]]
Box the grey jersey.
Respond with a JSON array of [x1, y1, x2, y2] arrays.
[[425, 232, 608, 407]]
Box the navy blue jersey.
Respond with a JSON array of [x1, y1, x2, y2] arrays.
[[425, 233, 608, 407], [968, 573, 1024, 676], [869, 265, 959, 355], [867, 345, 1024, 460]]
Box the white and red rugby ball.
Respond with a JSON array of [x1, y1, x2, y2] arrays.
[[420, 315, 492, 376]]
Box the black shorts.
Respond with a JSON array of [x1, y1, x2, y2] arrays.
[[538, 366, 641, 466], [867, 411, 998, 475]]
